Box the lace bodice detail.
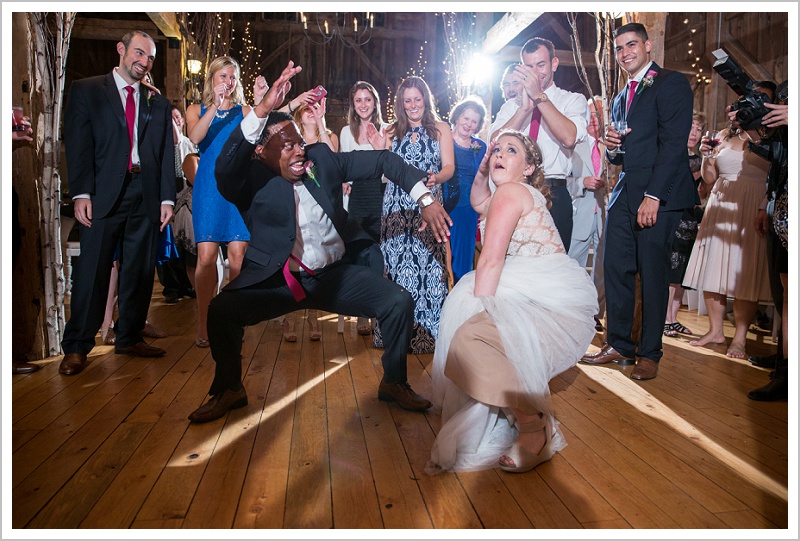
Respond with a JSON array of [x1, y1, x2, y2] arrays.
[[479, 183, 565, 258]]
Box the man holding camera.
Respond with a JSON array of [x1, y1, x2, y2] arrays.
[[580, 23, 697, 381]]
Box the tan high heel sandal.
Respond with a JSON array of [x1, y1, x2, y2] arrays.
[[283, 315, 298, 342], [498, 410, 554, 473], [307, 311, 321, 341], [356, 317, 372, 336]]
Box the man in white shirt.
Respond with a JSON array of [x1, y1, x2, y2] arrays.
[[488, 37, 590, 252], [187, 63, 453, 423]]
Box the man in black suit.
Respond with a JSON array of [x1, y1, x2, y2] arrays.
[[580, 23, 697, 380], [188, 64, 453, 423], [59, 31, 176, 375]]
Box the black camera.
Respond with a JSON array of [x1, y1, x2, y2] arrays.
[[711, 48, 772, 130]]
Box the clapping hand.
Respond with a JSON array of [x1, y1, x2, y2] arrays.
[[365, 122, 386, 149]]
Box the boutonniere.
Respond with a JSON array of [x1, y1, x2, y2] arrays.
[[470, 140, 482, 155], [638, 70, 658, 93], [303, 160, 320, 188], [146, 89, 156, 107]]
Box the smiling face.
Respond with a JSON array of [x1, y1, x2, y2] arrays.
[[255, 120, 307, 181], [588, 100, 603, 140], [116, 34, 155, 84], [490, 134, 534, 186], [501, 71, 524, 101], [455, 107, 481, 139], [614, 31, 652, 76], [171, 108, 184, 128], [213, 66, 237, 98], [353, 88, 376, 122], [402, 87, 425, 125], [521, 46, 558, 91]]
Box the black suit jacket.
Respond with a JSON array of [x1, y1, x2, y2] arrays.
[[607, 63, 699, 213], [215, 127, 427, 290], [63, 72, 176, 223]]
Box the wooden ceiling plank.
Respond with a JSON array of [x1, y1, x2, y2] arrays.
[[481, 12, 543, 54]]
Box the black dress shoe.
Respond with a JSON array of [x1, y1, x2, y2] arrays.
[[13, 361, 41, 375], [748, 353, 778, 369], [164, 295, 180, 304], [378, 381, 432, 411], [188, 387, 248, 423], [748, 373, 788, 401]]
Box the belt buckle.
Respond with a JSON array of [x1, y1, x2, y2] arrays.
[[129, 164, 141, 174]]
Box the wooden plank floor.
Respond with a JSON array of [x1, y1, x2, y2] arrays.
[[10, 283, 789, 530]]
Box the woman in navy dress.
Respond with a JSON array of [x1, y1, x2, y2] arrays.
[[374, 76, 454, 354], [443, 97, 487, 284], [186, 56, 266, 347]]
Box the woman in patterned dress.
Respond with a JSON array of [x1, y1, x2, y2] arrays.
[[373, 76, 454, 354]]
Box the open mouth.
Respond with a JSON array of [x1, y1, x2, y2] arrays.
[[289, 160, 306, 177]]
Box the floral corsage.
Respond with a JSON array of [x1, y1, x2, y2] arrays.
[[638, 70, 658, 93], [470, 140, 482, 155], [146, 89, 157, 106], [304, 160, 320, 188]]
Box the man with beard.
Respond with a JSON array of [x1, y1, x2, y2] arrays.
[[59, 30, 176, 376]]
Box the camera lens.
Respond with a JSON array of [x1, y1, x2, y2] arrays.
[[736, 107, 754, 124]]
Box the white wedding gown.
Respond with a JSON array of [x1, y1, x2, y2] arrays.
[[427, 184, 598, 474]]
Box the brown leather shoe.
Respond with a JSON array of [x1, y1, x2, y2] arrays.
[[631, 357, 659, 380], [378, 380, 432, 411], [59, 353, 88, 375], [580, 343, 634, 366], [188, 387, 248, 423], [115, 341, 166, 357], [13, 361, 41, 375]]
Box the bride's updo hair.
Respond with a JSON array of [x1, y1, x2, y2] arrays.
[[495, 129, 550, 207]]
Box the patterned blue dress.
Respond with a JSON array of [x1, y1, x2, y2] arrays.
[[193, 104, 250, 243], [443, 137, 486, 282], [374, 126, 447, 354]]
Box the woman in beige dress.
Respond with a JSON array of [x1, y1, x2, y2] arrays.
[[682, 86, 773, 358], [427, 131, 597, 474]]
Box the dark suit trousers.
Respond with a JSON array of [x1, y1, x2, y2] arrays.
[[206, 256, 415, 395], [548, 185, 573, 253], [604, 184, 680, 361], [62, 174, 160, 353]]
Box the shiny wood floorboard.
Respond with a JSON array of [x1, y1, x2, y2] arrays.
[[11, 285, 788, 530]]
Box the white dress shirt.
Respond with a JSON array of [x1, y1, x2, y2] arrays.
[[489, 83, 590, 178]]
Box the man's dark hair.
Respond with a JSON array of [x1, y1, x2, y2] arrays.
[[521, 37, 555, 61], [120, 30, 155, 49], [258, 111, 294, 145], [614, 23, 648, 42]]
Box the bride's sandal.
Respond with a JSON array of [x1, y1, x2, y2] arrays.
[[101, 325, 116, 345], [283, 316, 298, 343], [356, 317, 372, 336], [499, 413, 554, 474]]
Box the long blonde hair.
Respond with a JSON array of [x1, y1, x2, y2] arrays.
[[293, 103, 332, 141], [201, 56, 245, 108]]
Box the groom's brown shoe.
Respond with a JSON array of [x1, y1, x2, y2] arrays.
[[59, 353, 88, 375], [188, 387, 248, 423], [580, 343, 635, 366], [378, 381, 432, 411]]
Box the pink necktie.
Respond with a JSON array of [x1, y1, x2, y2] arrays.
[[283, 254, 316, 302], [591, 140, 602, 176], [528, 107, 542, 141], [124, 85, 135, 170], [626, 80, 638, 112]]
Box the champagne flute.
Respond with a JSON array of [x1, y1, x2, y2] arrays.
[[612, 120, 628, 154]]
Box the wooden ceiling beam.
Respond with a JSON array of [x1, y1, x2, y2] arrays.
[[243, 18, 427, 41], [481, 12, 543, 54], [72, 18, 162, 41], [146, 12, 181, 39], [495, 46, 596, 68]]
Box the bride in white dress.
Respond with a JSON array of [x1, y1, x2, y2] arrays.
[[427, 130, 597, 474]]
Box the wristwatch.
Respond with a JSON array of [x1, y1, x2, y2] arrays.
[[418, 193, 436, 208], [533, 93, 548, 106]]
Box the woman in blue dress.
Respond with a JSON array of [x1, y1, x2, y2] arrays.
[[186, 56, 267, 347], [374, 76, 455, 354], [443, 97, 487, 284]]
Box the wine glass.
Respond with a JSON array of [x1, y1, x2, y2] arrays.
[[612, 120, 628, 154], [703, 130, 721, 158]]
